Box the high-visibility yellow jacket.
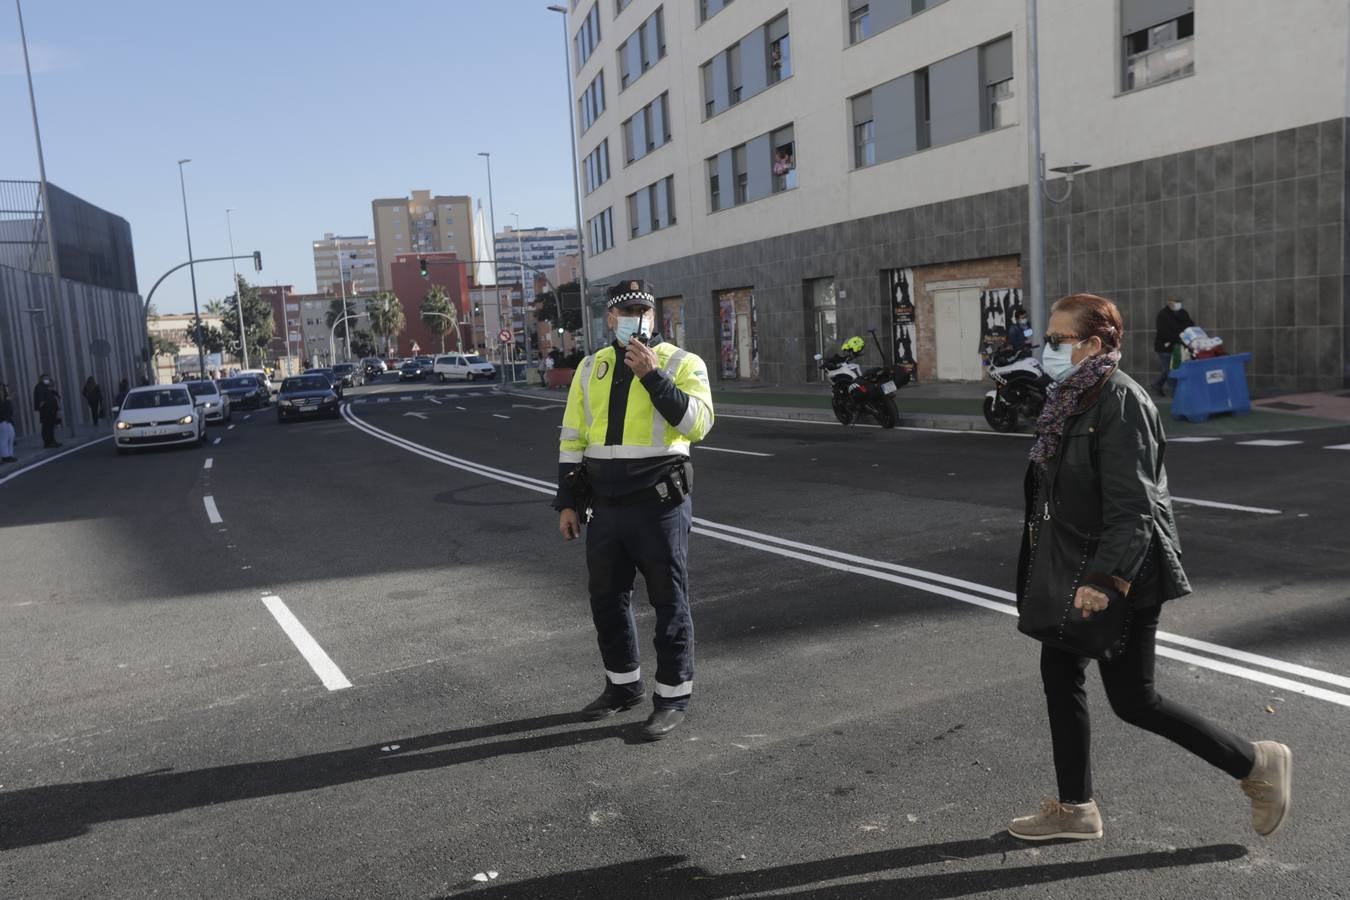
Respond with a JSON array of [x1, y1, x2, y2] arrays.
[[558, 340, 714, 481]]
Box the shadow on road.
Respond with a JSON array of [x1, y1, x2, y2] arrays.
[[437, 840, 1248, 898], [0, 711, 649, 851]]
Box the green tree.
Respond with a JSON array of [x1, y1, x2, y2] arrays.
[[534, 281, 582, 333], [220, 275, 276, 365], [203, 298, 228, 318], [350, 330, 377, 359], [366, 292, 405, 355], [188, 316, 226, 355], [150, 334, 179, 359], [420, 286, 457, 353]]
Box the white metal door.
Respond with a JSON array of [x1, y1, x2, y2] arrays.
[[934, 288, 983, 381]]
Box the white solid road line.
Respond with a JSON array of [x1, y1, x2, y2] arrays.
[[342, 406, 1350, 709], [455, 406, 467, 411], [260, 595, 352, 691], [700, 446, 774, 457], [1171, 496, 1282, 515], [1326, 443, 1350, 451], [1238, 439, 1303, 447], [0, 435, 113, 488], [204, 458, 214, 470], [203, 495, 223, 524], [493, 414, 511, 420], [1169, 436, 1223, 443]]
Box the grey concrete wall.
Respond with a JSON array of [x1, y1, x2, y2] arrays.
[[0, 263, 145, 439], [605, 119, 1346, 391]]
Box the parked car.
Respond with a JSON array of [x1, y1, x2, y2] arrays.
[[331, 362, 363, 388], [217, 375, 270, 410], [183, 379, 232, 424], [398, 359, 428, 381], [113, 385, 205, 453], [303, 367, 343, 397], [276, 374, 342, 422], [433, 352, 497, 382]]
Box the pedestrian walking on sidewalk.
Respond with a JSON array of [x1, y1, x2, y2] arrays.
[[83, 376, 105, 426], [0, 382, 17, 463], [555, 280, 715, 741], [1010, 292, 1291, 842], [1152, 296, 1193, 397], [115, 377, 130, 410], [37, 381, 62, 449]]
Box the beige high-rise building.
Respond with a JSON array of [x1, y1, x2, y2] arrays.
[[312, 234, 378, 296], [371, 191, 474, 290]]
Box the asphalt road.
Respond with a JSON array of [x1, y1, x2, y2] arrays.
[[2, 374, 1348, 899]]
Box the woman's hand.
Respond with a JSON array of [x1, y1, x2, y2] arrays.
[[1074, 585, 1111, 619]]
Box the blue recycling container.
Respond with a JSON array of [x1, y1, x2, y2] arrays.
[[1167, 352, 1253, 423]]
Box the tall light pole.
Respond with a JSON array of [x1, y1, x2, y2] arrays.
[[547, 4, 593, 351], [177, 159, 205, 375], [16, 0, 71, 434], [1045, 161, 1092, 297], [225, 207, 248, 370], [1024, 0, 1048, 334], [335, 237, 351, 363], [511, 212, 529, 364], [478, 151, 508, 378]]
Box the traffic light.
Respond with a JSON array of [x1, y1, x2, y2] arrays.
[[253, 251, 263, 272], [473, 302, 481, 314], [418, 257, 428, 277]]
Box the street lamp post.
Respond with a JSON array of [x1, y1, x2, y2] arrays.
[[511, 212, 529, 365], [1044, 160, 1092, 298], [479, 151, 512, 381], [1024, 0, 1047, 334], [177, 159, 206, 375], [225, 207, 248, 370], [16, 0, 73, 436], [547, 4, 593, 352]]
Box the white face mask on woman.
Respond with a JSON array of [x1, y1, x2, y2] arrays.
[[1041, 339, 1086, 383]]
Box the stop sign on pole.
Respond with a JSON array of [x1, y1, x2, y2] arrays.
[[498, 329, 512, 343]]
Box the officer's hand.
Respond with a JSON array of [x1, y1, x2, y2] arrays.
[[624, 338, 658, 378], [559, 508, 582, 541]]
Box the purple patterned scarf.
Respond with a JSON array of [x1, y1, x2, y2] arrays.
[[1028, 350, 1122, 466]]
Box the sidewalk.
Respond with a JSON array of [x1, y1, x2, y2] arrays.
[[4, 421, 110, 471]]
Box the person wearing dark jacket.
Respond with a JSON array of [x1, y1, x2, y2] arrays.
[[1152, 296, 1194, 396], [83, 376, 105, 426], [0, 381, 16, 463], [38, 384, 62, 449], [1009, 293, 1291, 843], [115, 378, 130, 410]]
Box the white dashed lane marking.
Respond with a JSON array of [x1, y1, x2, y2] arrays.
[[1237, 439, 1303, 447], [203, 458, 213, 470], [203, 495, 223, 524]]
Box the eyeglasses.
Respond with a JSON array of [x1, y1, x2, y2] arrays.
[[1044, 333, 1082, 350]]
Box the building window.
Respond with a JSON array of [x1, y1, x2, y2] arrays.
[[574, 2, 602, 69], [771, 125, 796, 192], [699, 0, 733, 23], [851, 92, 875, 168], [702, 62, 716, 117], [588, 207, 614, 254], [988, 78, 1014, 128], [980, 35, 1015, 130], [728, 44, 743, 104], [1122, 9, 1194, 91], [616, 0, 631, 12], [619, 7, 666, 90], [849, 3, 871, 44], [579, 70, 606, 132], [767, 14, 790, 83], [584, 139, 611, 194], [707, 159, 721, 212], [733, 145, 748, 205], [621, 92, 672, 164], [627, 175, 676, 238]]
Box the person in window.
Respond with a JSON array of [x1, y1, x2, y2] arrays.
[[772, 148, 794, 177]]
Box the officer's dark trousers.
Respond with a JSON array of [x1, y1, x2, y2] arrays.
[[586, 494, 694, 710]]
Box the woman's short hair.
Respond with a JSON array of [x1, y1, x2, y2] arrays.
[[1052, 293, 1124, 350]]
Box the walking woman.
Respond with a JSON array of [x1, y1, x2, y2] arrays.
[[83, 376, 105, 427], [0, 381, 16, 463], [1011, 293, 1290, 841]]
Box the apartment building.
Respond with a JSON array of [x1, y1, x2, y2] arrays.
[[371, 191, 474, 291], [494, 227, 581, 302], [566, 0, 1350, 390], [312, 234, 379, 296]]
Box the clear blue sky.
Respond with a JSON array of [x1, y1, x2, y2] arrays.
[[1, 0, 578, 313]]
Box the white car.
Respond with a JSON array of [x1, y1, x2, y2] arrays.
[[113, 385, 205, 454], [183, 379, 233, 424], [433, 353, 497, 382]]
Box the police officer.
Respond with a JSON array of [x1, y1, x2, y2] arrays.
[[555, 280, 715, 741]]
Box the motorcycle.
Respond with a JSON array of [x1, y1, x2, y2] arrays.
[[983, 342, 1051, 433], [814, 328, 909, 428]]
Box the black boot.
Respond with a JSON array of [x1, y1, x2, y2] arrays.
[[640, 708, 686, 741], [580, 686, 644, 721]]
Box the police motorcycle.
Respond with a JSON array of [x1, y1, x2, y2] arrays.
[[982, 339, 1051, 433], [814, 329, 908, 428]]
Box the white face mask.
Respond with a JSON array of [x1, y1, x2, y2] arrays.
[[1168, 302, 1182, 312], [1041, 340, 1085, 383], [614, 314, 651, 344]]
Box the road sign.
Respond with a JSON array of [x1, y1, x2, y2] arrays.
[[411, 342, 420, 353], [498, 329, 512, 343]]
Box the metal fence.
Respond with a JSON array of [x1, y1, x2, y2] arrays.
[[0, 179, 51, 276]]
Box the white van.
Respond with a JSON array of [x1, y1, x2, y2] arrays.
[[433, 353, 497, 382]]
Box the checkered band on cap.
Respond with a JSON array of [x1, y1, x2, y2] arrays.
[[606, 279, 655, 309]]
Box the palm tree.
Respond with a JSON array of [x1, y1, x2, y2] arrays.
[[204, 299, 228, 318], [366, 292, 405, 355], [420, 286, 457, 353]]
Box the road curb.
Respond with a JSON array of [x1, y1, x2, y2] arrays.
[[716, 404, 998, 432]]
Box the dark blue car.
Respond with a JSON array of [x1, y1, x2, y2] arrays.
[[276, 374, 341, 422], [217, 375, 270, 410]]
